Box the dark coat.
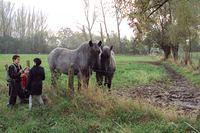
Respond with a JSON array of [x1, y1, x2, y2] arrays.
[[8, 63, 22, 97], [26, 65, 45, 95], [8, 63, 22, 82]]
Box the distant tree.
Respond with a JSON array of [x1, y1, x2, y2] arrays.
[[99, 23, 104, 42], [115, 0, 199, 62], [113, 0, 123, 53], [99, 0, 111, 44], [57, 27, 87, 49], [0, 0, 48, 54], [83, 0, 97, 40], [169, 0, 200, 64], [0, 0, 14, 37]]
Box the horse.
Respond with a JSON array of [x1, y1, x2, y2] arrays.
[[48, 40, 102, 95], [95, 45, 116, 91]]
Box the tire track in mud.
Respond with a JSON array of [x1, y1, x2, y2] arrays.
[[114, 61, 200, 117]]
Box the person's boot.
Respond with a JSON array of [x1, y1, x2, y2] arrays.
[[7, 103, 13, 109]]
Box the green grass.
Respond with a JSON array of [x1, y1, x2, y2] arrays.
[[0, 54, 165, 89], [169, 62, 200, 88], [191, 52, 200, 65], [168, 52, 200, 88], [0, 54, 199, 132], [179, 52, 200, 66]]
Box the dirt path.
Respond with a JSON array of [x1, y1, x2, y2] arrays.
[[114, 62, 200, 117]]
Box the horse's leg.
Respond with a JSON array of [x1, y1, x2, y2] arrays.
[[82, 74, 89, 89], [50, 70, 59, 96], [86, 75, 90, 88], [77, 72, 82, 91], [96, 73, 99, 85], [55, 72, 61, 80], [107, 75, 113, 91], [77, 70, 89, 90], [81, 69, 90, 89], [96, 73, 103, 86], [104, 76, 108, 86], [51, 70, 57, 88], [68, 66, 74, 97], [99, 74, 103, 86]]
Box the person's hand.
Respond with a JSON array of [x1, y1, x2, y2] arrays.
[[19, 69, 24, 74]]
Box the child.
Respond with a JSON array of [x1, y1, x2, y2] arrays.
[[21, 67, 30, 90], [26, 58, 45, 110], [20, 67, 30, 102]]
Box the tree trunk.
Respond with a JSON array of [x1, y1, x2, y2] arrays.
[[171, 44, 179, 61], [116, 18, 122, 53], [82, 25, 88, 41], [184, 47, 192, 65], [100, 23, 104, 42], [88, 29, 92, 40], [100, 0, 110, 44], [162, 45, 171, 60], [184, 40, 192, 65], [115, 7, 122, 53], [148, 45, 151, 55], [184, 50, 190, 65]]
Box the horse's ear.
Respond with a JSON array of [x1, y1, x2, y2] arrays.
[[89, 40, 93, 47], [98, 41, 102, 47], [110, 45, 113, 51]]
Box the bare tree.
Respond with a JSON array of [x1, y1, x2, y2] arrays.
[[76, 24, 88, 41], [83, 0, 97, 40], [14, 6, 27, 39], [13, 7, 47, 52], [99, 23, 104, 42], [113, 0, 123, 52], [100, 0, 110, 44], [81, 25, 88, 41], [0, 0, 14, 37]]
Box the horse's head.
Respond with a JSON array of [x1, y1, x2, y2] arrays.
[[88, 40, 102, 57], [99, 45, 114, 72], [101, 45, 113, 59], [87, 40, 102, 69]]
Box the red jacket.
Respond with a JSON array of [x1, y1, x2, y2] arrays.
[[21, 74, 28, 90]]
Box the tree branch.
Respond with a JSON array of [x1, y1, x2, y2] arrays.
[[147, 0, 169, 18]]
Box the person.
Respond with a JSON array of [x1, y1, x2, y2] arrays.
[[21, 67, 30, 90], [26, 58, 45, 110], [7, 55, 24, 108], [20, 67, 30, 100]]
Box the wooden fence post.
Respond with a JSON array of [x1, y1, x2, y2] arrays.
[[26, 60, 30, 67], [5, 64, 8, 71], [68, 64, 74, 98]]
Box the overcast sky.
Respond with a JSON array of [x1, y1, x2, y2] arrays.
[[8, 0, 133, 38]]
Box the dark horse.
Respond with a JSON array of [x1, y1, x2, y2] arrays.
[[95, 45, 116, 90], [48, 40, 102, 94]]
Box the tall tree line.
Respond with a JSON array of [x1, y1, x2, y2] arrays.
[[0, 0, 48, 54]]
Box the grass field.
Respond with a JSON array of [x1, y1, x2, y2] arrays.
[[0, 54, 199, 132], [179, 52, 200, 66], [0, 54, 165, 89]]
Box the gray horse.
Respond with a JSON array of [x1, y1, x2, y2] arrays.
[[95, 45, 116, 91], [48, 40, 102, 94]]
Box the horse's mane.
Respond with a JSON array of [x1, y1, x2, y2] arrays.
[[76, 42, 89, 51]]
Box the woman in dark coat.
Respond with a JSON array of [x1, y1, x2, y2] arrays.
[[26, 58, 45, 110]]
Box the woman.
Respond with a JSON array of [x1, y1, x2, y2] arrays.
[[26, 58, 45, 110]]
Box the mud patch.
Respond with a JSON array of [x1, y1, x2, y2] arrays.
[[114, 62, 200, 118]]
